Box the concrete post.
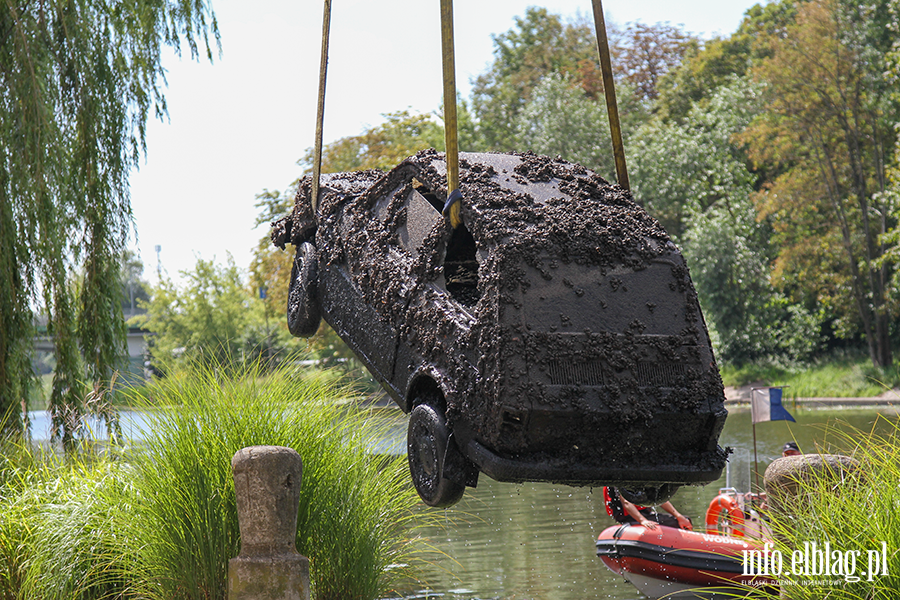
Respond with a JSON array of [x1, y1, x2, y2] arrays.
[[228, 446, 310, 600]]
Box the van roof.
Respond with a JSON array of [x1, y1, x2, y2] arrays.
[[397, 149, 672, 270]]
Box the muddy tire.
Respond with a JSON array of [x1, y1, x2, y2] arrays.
[[287, 242, 321, 337], [620, 484, 680, 505], [407, 404, 465, 508]]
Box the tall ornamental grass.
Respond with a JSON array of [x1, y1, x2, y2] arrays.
[[749, 416, 900, 600], [0, 442, 131, 600], [18, 460, 133, 599], [0, 443, 53, 600], [0, 360, 430, 600]]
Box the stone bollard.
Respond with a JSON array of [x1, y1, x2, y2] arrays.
[[764, 453, 859, 513], [228, 446, 310, 600]]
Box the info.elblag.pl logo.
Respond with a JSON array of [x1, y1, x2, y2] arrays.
[[743, 541, 890, 583]]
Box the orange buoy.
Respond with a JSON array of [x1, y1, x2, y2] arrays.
[[705, 492, 745, 537]]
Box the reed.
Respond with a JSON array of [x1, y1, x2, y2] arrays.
[[18, 460, 132, 599], [749, 417, 900, 599], [0, 441, 41, 600], [0, 359, 430, 600], [0, 440, 122, 600], [125, 361, 426, 600]]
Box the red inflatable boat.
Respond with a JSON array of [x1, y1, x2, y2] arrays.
[[596, 489, 777, 599]]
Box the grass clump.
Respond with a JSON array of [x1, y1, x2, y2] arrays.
[[752, 418, 900, 599], [0, 359, 429, 600], [19, 460, 133, 599], [123, 361, 423, 600]]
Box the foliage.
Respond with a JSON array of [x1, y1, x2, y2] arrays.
[[133, 255, 304, 373], [654, 0, 800, 123], [471, 8, 694, 150], [631, 77, 762, 237], [0, 441, 128, 600], [719, 350, 900, 397], [470, 8, 599, 151], [630, 77, 821, 363], [119, 361, 423, 600], [0, 0, 219, 443], [741, 0, 900, 367], [758, 418, 900, 599], [0, 442, 43, 599], [615, 21, 695, 103], [299, 110, 449, 174], [19, 461, 130, 600], [0, 362, 430, 600], [515, 73, 617, 180]]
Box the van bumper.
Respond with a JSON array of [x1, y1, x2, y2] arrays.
[[465, 439, 725, 487]]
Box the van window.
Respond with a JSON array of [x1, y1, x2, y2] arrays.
[[444, 225, 480, 307], [522, 258, 687, 335], [399, 187, 442, 259]]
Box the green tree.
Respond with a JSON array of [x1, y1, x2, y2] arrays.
[[881, 6, 900, 309], [630, 78, 801, 363], [470, 8, 599, 151], [655, 1, 801, 123], [514, 73, 617, 180], [471, 8, 696, 150], [133, 256, 289, 373], [741, 0, 899, 367], [631, 78, 761, 237], [299, 109, 449, 174], [0, 1, 219, 442], [632, 77, 824, 364]]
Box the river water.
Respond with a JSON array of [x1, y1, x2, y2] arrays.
[[388, 405, 900, 600]]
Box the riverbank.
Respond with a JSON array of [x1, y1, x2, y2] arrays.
[[724, 384, 900, 407]]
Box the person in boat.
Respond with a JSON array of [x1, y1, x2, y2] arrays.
[[781, 441, 800, 456], [603, 486, 693, 530]]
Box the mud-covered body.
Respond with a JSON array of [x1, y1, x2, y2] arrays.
[[272, 150, 728, 498]]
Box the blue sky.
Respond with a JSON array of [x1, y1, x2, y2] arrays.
[[128, 0, 765, 282]]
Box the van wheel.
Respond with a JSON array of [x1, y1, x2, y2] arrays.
[[407, 404, 465, 508], [287, 242, 321, 337], [620, 484, 680, 505]]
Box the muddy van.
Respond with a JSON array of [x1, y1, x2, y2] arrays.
[[271, 150, 728, 507]]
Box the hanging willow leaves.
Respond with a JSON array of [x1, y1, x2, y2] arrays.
[[0, 0, 219, 445]]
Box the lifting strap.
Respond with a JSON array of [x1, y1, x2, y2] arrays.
[[309, 1, 625, 215], [590, 0, 630, 191], [440, 0, 463, 228], [311, 0, 333, 214]]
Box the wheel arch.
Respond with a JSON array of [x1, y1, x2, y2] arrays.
[[405, 370, 447, 414]]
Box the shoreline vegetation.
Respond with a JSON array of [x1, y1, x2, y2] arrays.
[[0, 360, 436, 600], [24, 351, 900, 414], [5, 360, 899, 599], [744, 417, 900, 600], [721, 353, 900, 401]]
